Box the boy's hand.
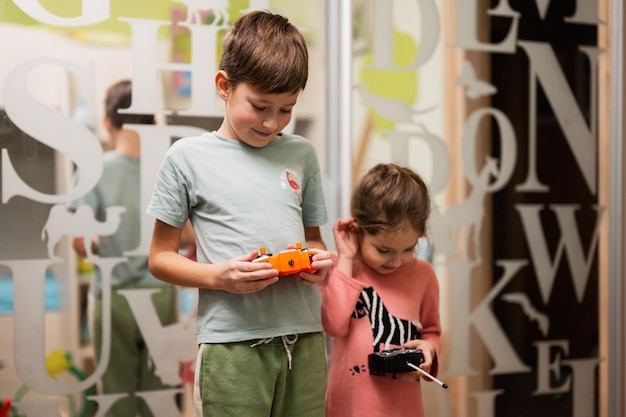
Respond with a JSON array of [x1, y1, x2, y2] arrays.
[[216, 251, 279, 294], [297, 249, 333, 285]]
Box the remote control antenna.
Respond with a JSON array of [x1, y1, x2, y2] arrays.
[[406, 362, 448, 389]]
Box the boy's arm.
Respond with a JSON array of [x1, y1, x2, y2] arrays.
[[149, 219, 279, 293], [304, 226, 326, 250], [179, 220, 196, 260]]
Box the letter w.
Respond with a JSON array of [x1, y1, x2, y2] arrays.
[[516, 204, 604, 304]]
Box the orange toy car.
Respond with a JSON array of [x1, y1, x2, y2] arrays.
[[252, 242, 317, 276]]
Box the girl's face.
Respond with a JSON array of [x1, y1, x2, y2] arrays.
[[359, 223, 421, 275], [216, 71, 299, 148]]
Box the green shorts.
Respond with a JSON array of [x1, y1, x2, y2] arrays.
[[194, 332, 327, 417]]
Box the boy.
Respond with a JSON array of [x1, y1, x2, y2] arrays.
[[146, 11, 332, 417]]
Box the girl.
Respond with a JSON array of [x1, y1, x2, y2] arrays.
[[321, 163, 442, 417]]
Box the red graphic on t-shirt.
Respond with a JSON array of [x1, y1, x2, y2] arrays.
[[286, 172, 300, 191]]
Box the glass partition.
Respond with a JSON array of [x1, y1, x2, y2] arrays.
[[0, 2, 327, 416], [342, 1, 613, 416], [0, 1, 619, 416]]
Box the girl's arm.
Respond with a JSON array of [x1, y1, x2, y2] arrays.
[[320, 218, 363, 336], [403, 264, 442, 376], [320, 267, 364, 337]]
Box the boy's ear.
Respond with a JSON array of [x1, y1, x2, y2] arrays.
[[215, 70, 230, 100]]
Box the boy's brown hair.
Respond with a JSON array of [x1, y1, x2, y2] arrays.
[[219, 10, 308, 94], [351, 163, 431, 237]]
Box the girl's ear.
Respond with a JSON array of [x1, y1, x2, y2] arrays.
[[215, 70, 230, 100]]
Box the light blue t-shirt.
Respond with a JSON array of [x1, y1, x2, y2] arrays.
[[147, 131, 328, 343], [70, 151, 166, 296]]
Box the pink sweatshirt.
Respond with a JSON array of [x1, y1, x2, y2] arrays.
[[320, 256, 441, 417]]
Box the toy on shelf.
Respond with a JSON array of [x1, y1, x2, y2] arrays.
[[252, 242, 317, 276]]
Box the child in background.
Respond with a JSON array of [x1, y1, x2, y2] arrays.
[[70, 80, 179, 417], [146, 10, 332, 417], [321, 163, 442, 417]]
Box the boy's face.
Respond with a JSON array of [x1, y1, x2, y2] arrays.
[[359, 222, 420, 275], [216, 72, 299, 147]]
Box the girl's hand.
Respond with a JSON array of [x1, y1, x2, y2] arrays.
[[333, 218, 359, 261], [402, 339, 436, 376]]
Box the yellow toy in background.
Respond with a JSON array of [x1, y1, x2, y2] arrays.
[[6, 349, 95, 417], [253, 242, 317, 276]]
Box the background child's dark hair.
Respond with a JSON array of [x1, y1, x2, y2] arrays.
[[105, 80, 154, 129], [351, 163, 431, 237], [219, 10, 308, 94]]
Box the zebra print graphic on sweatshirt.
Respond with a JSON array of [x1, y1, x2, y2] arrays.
[[352, 286, 422, 352]]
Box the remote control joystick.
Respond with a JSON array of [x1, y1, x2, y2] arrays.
[[252, 242, 317, 276], [368, 348, 448, 389]]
